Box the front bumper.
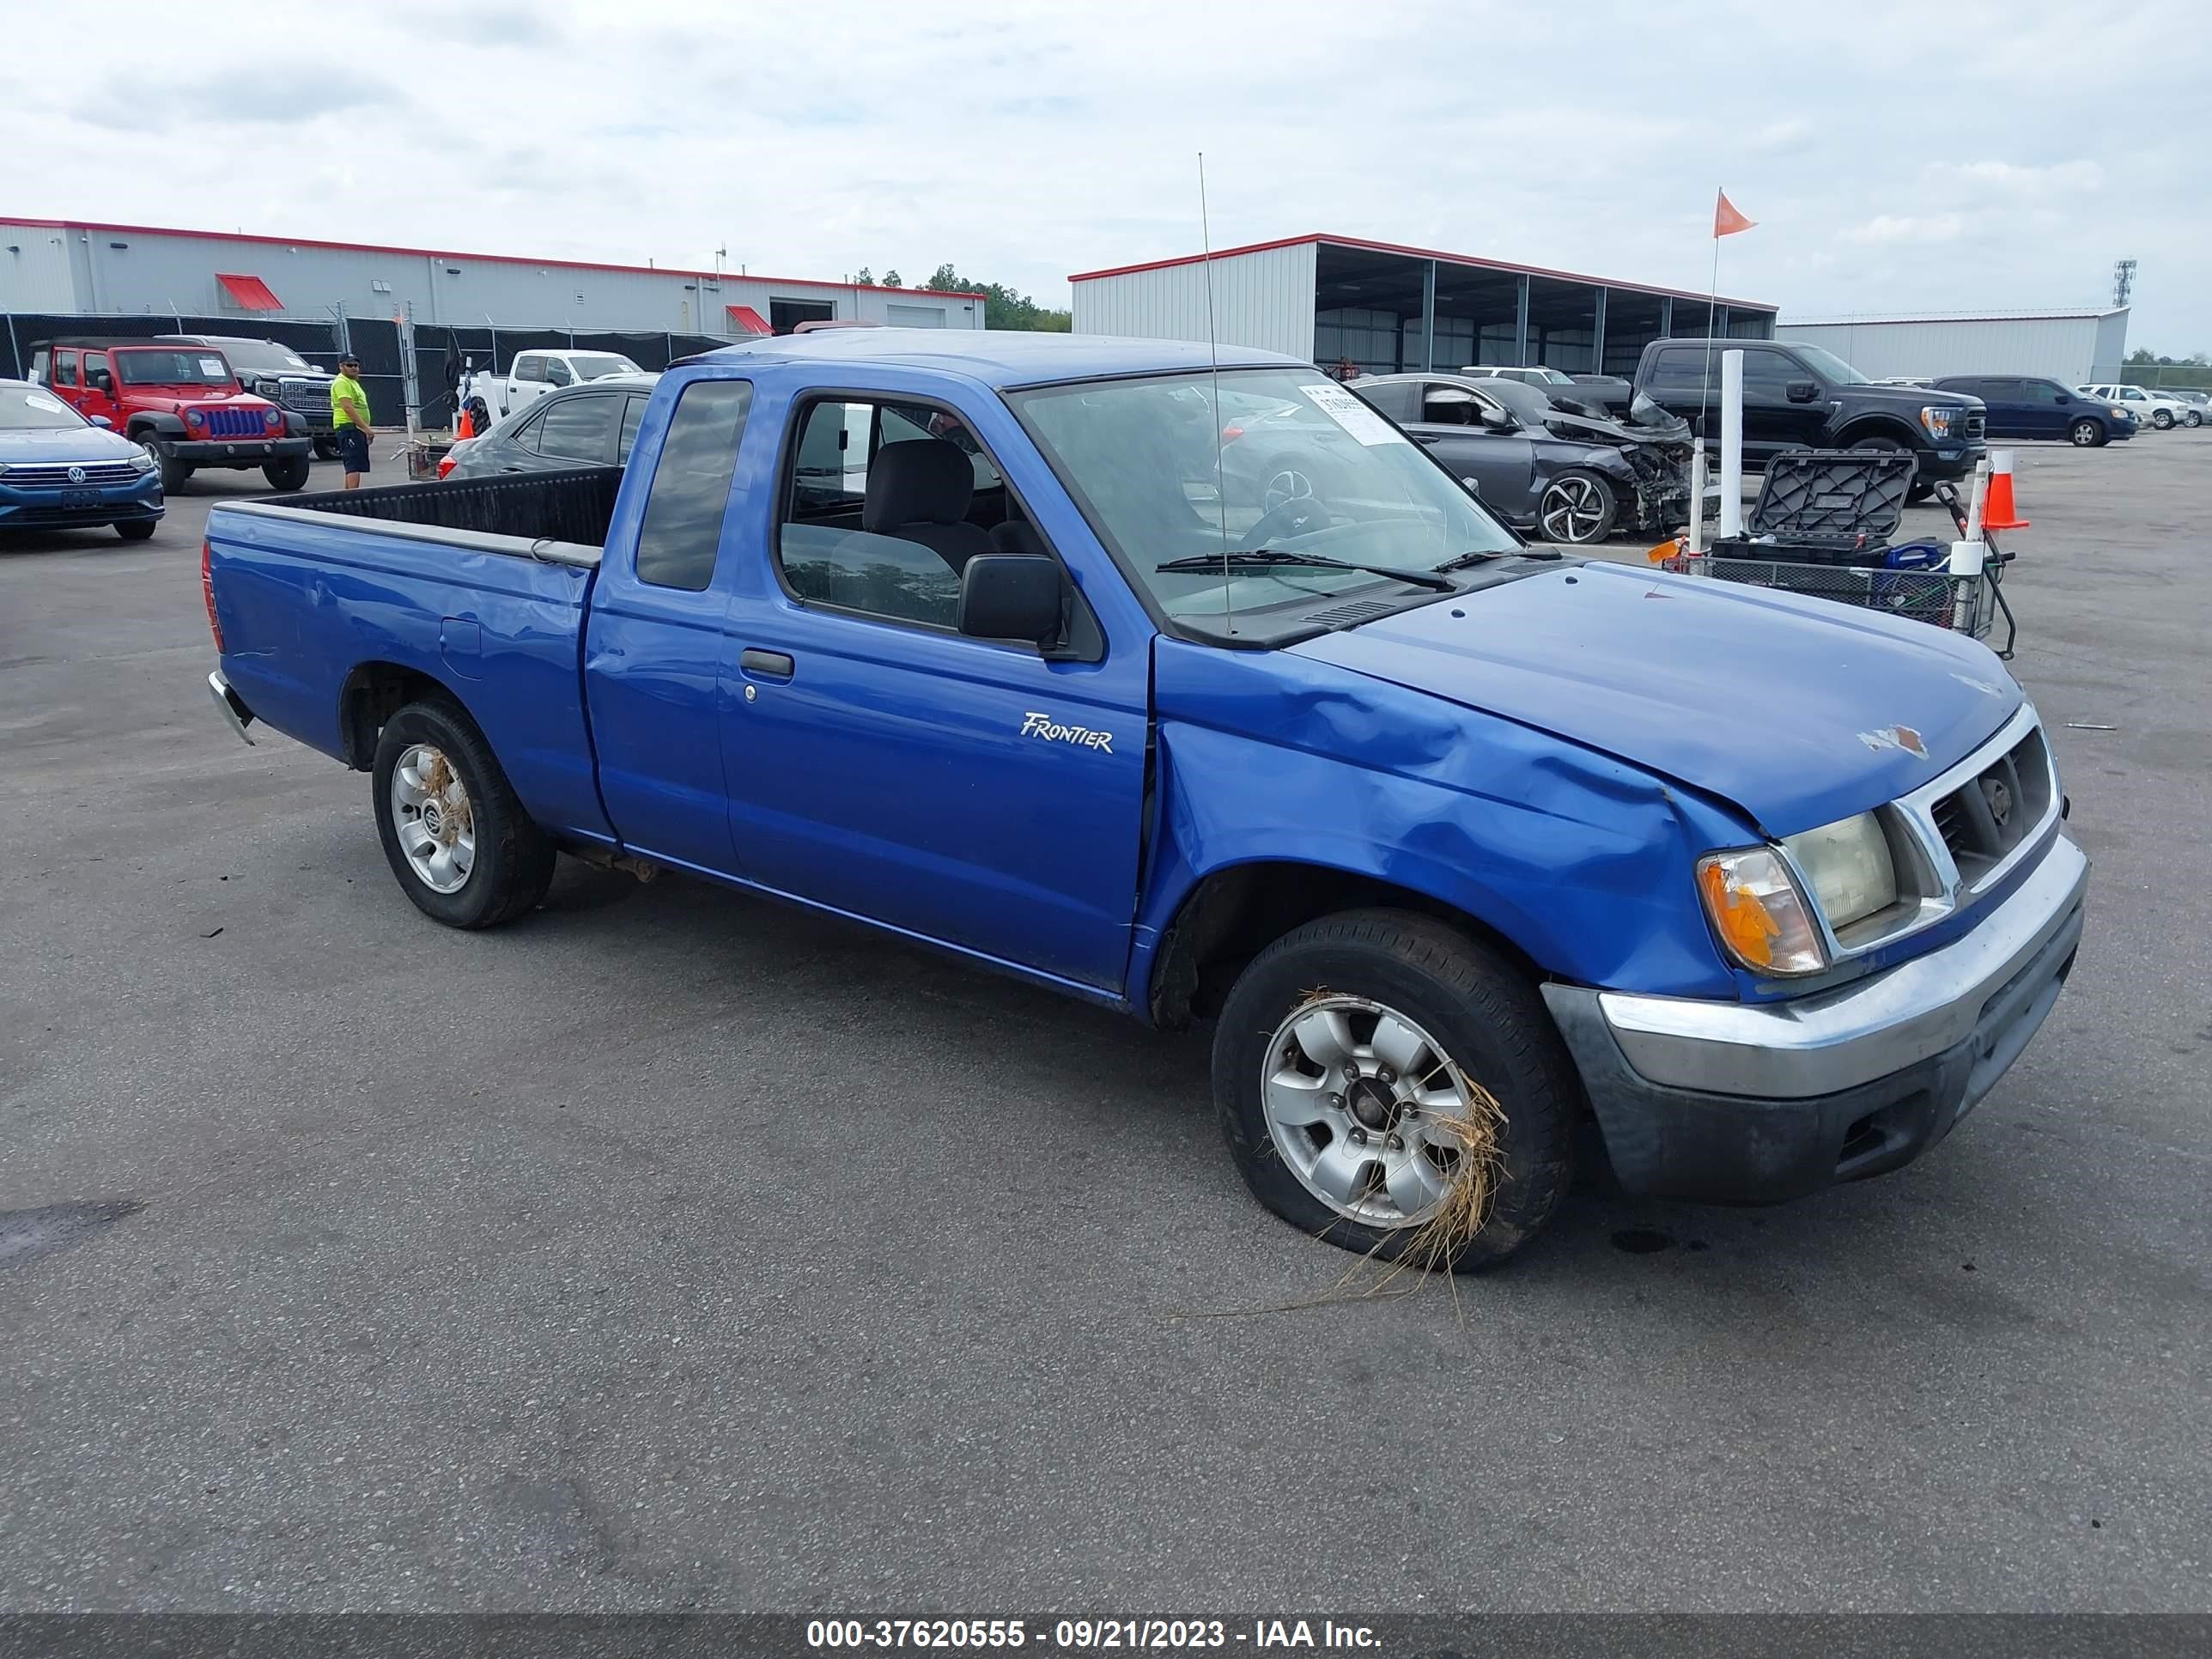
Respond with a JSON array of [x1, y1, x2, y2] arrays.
[[1916, 440, 1986, 484], [0, 477, 164, 527], [1543, 836, 2087, 1204], [161, 435, 313, 466]]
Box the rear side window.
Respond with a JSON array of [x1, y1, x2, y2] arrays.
[[53, 350, 79, 387], [513, 355, 544, 383], [1350, 380, 1413, 421], [536, 392, 617, 463], [632, 380, 753, 591], [1648, 347, 1705, 382]]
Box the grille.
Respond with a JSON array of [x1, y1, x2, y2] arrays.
[[1929, 726, 2051, 882], [203, 407, 270, 438], [3, 460, 143, 487], [278, 379, 328, 412]]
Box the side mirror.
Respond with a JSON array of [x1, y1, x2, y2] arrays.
[[957, 554, 1062, 645], [2053, 393, 2071, 405], [1480, 406, 1517, 431], [1462, 477, 1481, 495], [89, 414, 114, 428], [1785, 380, 1820, 404]]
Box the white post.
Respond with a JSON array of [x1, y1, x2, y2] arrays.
[[1686, 439, 1708, 559], [1718, 349, 1745, 539], [1963, 457, 1990, 543]]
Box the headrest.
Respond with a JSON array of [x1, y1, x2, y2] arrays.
[[863, 438, 975, 533]]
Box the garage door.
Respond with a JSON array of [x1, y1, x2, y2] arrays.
[[885, 304, 947, 328]]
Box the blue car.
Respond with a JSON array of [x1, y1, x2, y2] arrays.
[[1930, 375, 2136, 447], [0, 378, 165, 539]]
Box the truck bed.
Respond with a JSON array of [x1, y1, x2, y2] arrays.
[[260, 466, 623, 563], [206, 466, 623, 843]]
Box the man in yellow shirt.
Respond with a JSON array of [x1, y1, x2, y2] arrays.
[[330, 356, 373, 489]]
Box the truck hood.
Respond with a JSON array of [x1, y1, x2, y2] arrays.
[[130, 389, 268, 411], [1289, 560, 2021, 836]]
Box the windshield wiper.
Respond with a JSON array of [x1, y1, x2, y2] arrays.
[[1431, 548, 1565, 573], [1155, 549, 1455, 592]]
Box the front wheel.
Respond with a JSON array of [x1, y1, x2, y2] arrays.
[[1535, 470, 1618, 544], [264, 456, 312, 491], [1213, 909, 1580, 1272], [137, 434, 190, 493], [2152, 410, 2174, 429], [2070, 419, 2106, 447], [113, 520, 158, 541], [372, 698, 556, 929]]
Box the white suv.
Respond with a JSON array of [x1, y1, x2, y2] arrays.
[[2078, 384, 2200, 429]]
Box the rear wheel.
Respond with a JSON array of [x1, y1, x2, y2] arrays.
[[1213, 909, 1579, 1272], [112, 520, 157, 541], [2186, 410, 2204, 428], [2069, 418, 2105, 447], [371, 698, 556, 929], [264, 456, 312, 491], [1535, 470, 1618, 544]]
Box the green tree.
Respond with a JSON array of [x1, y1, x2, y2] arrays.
[[854, 266, 873, 286], [922, 264, 1072, 331], [882, 269, 902, 288]]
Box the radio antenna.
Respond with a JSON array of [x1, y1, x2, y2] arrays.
[[1199, 151, 1234, 636]]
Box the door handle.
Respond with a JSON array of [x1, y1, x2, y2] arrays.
[[739, 648, 794, 681], [1413, 433, 1443, 445]]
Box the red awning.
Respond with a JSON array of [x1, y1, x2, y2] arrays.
[[726, 304, 771, 336], [216, 272, 283, 312]]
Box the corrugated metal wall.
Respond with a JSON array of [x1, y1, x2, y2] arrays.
[[1773, 314, 2123, 384], [1072, 242, 1318, 360], [0, 222, 982, 337]]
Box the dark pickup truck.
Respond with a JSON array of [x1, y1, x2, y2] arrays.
[[1634, 338, 1986, 499]]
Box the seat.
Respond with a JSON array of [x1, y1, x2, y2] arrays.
[[990, 518, 1046, 556], [863, 439, 993, 574]]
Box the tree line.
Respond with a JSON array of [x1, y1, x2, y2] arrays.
[[851, 265, 1071, 331]]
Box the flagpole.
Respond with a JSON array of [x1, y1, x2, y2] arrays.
[[1698, 191, 1724, 437]]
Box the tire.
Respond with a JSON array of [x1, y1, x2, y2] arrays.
[[1213, 908, 1580, 1272], [112, 520, 157, 541], [263, 456, 312, 491], [1844, 434, 1931, 501], [2070, 419, 2106, 447], [313, 434, 341, 461], [2152, 410, 2173, 429], [136, 432, 190, 493], [1534, 469, 1618, 544], [2187, 410, 2204, 428], [371, 698, 556, 929]]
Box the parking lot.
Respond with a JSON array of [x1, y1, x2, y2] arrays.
[[3, 433, 2209, 1612]]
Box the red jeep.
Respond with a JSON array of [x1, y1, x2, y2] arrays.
[[31, 339, 314, 493]]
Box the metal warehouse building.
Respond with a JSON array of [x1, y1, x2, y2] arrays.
[[0, 217, 985, 338], [1070, 233, 1777, 376], [1775, 308, 2130, 386]]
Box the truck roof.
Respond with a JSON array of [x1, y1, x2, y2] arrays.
[[684, 327, 1305, 388]]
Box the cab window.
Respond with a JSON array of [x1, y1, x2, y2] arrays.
[[53, 350, 79, 388]]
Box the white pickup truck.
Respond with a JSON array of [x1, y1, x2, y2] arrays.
[[462, 349, 648, 424]]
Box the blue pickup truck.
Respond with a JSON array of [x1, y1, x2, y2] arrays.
[[202, 330, 2087, 1268]]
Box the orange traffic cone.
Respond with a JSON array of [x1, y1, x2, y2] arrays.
[[1981, 448, 2028, 531], [455, 404, 475, 441]]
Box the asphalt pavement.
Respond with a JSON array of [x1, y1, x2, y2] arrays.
[[2, 434, 2208, 1613]]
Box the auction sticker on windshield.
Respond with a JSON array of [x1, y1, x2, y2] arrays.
[[1299, 382, 1406, 447], [200, 358, 228, 376]]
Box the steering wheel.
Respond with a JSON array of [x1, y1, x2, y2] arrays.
[[1243, 466, 1328, 547]]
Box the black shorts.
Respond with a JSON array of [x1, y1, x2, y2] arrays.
[[336, 427, 372, 472]]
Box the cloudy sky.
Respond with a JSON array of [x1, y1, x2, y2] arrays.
[[9, 0, 2209, 350]]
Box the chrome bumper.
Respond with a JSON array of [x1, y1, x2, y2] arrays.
[[207, 669, 257, 747], [1547, 835, 2087, 1100]]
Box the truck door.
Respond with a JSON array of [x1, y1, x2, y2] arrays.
[[580, 377, 755, 877], [720, 386, 1150, 992], [1740, 347, 1825, 460], [75, 351, 122, 428], [49, 349, 84, 414], [506, 353, 544, 415]]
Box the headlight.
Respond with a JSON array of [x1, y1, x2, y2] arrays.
[[185, 409, 205, 428], [1782, 812, 1897, 931], [1697, 848, 1827, 976], [128, 450, 157, 471], [2111, 406, 2129, 421], [1919, 405, 1958, 439]]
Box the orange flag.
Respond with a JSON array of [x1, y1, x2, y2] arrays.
[[1714, 190, 1756, 238]]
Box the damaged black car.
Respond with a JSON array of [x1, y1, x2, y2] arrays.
[[1352, 372, 1698, 544]]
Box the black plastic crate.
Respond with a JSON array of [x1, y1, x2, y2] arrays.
[[1711, 448, 1919, 565]]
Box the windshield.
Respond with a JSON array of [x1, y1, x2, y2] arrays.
[[1533, 367, 1576, 384], [1785, 343, 1870, 386], [1007, 368, 1520, 637], [116, 349, 235, 386], [0, 386, 88, 429], [206, 339, 314, 374], [570, 354, 642, 380]]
